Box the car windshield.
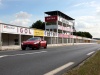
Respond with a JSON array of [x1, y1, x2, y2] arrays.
[[27, 37, 39, 41]]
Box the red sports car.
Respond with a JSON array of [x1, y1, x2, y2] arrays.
[[21, 37, 47, 50]]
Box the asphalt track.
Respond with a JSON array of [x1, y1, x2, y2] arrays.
[[0, 44, 100, 75]]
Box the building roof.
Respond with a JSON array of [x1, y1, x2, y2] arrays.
[[45, 10, 75, 20]]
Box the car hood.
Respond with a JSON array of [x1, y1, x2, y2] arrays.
[[22, 40, 38, 44]]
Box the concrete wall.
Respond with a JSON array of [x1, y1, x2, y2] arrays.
[[2, 33, 33, 46], [58, 38, 62, 44], [63, 38, 67, 43], [44, 37, 51, 44], [52, 37, 57, 44]]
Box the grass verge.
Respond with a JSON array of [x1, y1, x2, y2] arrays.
[[63, 50, 100, 75]]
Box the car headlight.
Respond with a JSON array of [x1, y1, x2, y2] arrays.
[[34, 41, 39, 44]]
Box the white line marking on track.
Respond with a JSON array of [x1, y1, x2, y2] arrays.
[[0, 55, 8, 58], [0, 51, 47, 58], [0, 56, 5, 58], [44, 62, 74, 75], [87, 51, 95, 56]]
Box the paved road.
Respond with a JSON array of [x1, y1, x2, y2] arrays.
[[0, 44, 100, 75]]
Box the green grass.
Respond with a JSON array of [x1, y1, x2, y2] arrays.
[[63, 50, 100, 75]]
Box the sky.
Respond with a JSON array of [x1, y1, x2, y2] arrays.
[[0, 0, 100, 38]]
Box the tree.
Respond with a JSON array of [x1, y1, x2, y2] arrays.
[[73, 31, 92, 38], [31, 20, 45, 30]]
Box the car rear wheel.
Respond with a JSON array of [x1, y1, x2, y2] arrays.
[[22, 47, 26, 50]]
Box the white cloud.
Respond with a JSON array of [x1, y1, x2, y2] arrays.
[[76, 14, 100, 38], [74, 3, 88, 7], [73, 1, 97, 7], [0, 0, 2, 6], [10, 11, 32, 27], [15, 11, 32, 19], [74, 1, 100, 38], [10, 19, 31, 26]]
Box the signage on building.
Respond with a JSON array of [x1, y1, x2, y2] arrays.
[[45, 31, 58, 37], [45, 16, 58, 22], [34, 29, 44, 36], [52, 32, 57, 37], [58, 34, 69, 38], [58, 25, 62, 30], [47, 31, 50, 36], [50, 32, 53, 37], [64, 34, 69, 38], [0, 24, 2, 32], [58, 34, 63, 37], [2, 25, 18, 34], [44, 31, 47, 36], [69, 35, 73, 38], [18, 27, 33, 35], [68, 21, 73, 25], [73, 35, 76, 38], [58, 16, 69, 24]]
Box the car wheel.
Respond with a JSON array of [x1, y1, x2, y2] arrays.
[[44, 43, 47, 49], [32, 47, 34, 50], [37, 43, 40, 50], [22, 47, 26, 50]]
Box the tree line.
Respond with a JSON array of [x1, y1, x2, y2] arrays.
[[73, 32, 92, 38]]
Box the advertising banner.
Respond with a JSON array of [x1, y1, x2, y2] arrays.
[[69, 35, 73, 38], [50, 31, 53, 37], [58, 16, 68, 24], [47, 31, 50, 36], [34, 29, 44, 36], [18, 27, 33, 35], [44, 31, 47, 36], [0, 24, 2, 33], [73, 35, 76, 38], [52, 32, 57, 37], [68, 21, 73, 25], [64, 34, 69, 38], [58, 34, 63, 37], [45, 31, 58, 37], [2, 25, 18, 34], [58, 25, 62, 30], [45, 16, 57, 22]]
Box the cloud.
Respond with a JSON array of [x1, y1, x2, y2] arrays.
[[73, 1, 100, 38], [10, 11, 32, 27], [73, 1, 97, 7], [0, 0, 2, 6], [76, 14, 100, 38], [74, 3, 88, 7], [15, 11, 32, 19], [10, 19, 31, 26]]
